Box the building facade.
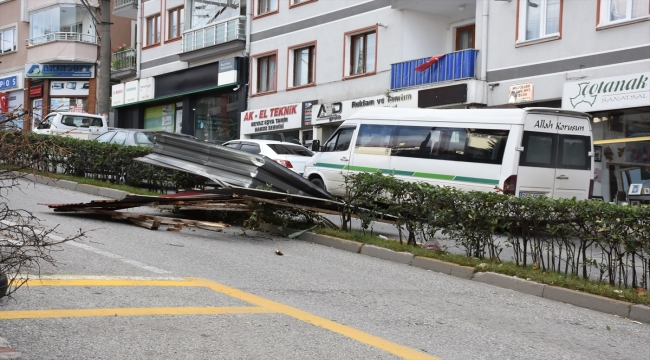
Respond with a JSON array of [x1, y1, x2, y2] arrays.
[[111, 0, 249, 143], [0, 0, 132, 129], [486, 0, 650, 202], [244, 0, 489, 145]]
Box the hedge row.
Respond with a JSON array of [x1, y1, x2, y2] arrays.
[[344, 172, 650, 290], [0, 131, 205, 192]]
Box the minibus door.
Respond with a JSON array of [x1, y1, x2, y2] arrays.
[[518, 114, 559, 198], [553, 116, 592, 200], [316, 126, 355, 195]]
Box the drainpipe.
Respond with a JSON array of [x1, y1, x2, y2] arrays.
[[136, 1, 143, 79], [245, 0, 252, 56], [481, 0, 489, 104]]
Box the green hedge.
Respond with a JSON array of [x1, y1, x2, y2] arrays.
[[344, 172, 650, 290], [0, 131, 205, 192]]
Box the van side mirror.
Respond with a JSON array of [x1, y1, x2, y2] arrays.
[[311, 140, 321, 152]]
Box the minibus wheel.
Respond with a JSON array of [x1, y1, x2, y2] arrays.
[[310, 177, 325, 190]]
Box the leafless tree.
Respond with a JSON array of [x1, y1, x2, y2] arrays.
[[0, 107, 86, 299]]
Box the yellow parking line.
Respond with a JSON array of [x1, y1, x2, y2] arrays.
[[13, 276, 438, 359], [188, 278, 439, 360], [0, 306, 275, 320]]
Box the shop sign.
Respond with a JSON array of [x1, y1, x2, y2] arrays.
[[312, 89, 418, 125], [302, 100, 318, 127], [29, 85, 43, 97], [562, 72, 650, 112], [25, 64, 95, 78], [138, 77, 155, 101], [508, 82, 533, 103], [50, 81, 90, 96], [0, 74, 23, 91], [111, 83, 125, 107], [124, 80, 139, 104], [240, 103, 302, 135], [218, 58, 238, 86], [144, 104, 175, 132]]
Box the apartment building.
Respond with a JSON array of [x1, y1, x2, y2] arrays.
[[243, 0, 489, 145], [111, 0, 248, 143], [0, 0, 131, 129], [485, 0, 650, 202]]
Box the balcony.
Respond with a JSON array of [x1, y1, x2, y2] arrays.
[[390, 49, 478, 90], [113, 0, 138, 19], [26, 33, 99, 64], [111, 49, 137, 79], [179, 17, 246, 63]]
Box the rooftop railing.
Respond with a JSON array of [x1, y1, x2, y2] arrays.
[[182, 16, 246, 53]]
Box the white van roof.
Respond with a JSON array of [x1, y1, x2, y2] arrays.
[[346, 107, 590, 125], [49, 112, 105, 119]]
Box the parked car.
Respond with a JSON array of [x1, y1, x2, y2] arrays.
[[222, 139, 314, 174], [94, 129, 157, 147], [33, 112, 108, 139]]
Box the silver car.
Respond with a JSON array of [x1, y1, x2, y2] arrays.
[[94, 129, 156, 147]]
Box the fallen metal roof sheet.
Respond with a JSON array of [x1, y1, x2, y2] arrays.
[[135, 132, 334, 200]]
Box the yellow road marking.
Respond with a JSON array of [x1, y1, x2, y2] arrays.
[[188, 278, 439, 360], [0, 306, 275, 320], [11, 276, 439, 360]]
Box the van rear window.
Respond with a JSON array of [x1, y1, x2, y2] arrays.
[[519, 132, 591, 170]]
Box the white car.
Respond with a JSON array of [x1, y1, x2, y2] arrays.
[[222, 139, 314, 175], [33, 112, 108, 140]]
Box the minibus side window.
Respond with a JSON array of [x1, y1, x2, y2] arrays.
[[520, 131, 556, 168], [441, 128, 468, 160], [391, 126, 436, 158], [558, 135, 591, 170], [464, 129, 510, 164], [322, 127, 355, 152], [356, 124, 395, 148]]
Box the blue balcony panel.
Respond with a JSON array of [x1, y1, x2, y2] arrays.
[[390, 49, 478, 90]]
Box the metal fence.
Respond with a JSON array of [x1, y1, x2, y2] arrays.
[[114, 0, 137, 9], [26, 32, 99, 46], [111, 49, 137, 72], [183, 17, 246, 53]]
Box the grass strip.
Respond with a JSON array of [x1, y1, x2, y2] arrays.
[[311, 227, 650, 307]]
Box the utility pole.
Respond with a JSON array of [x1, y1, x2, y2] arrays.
[[98, 0, 111, 116]]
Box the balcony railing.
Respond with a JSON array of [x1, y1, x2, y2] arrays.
[[26, 32, 99, 47], [114, 0, 137, 9], [390, 49, 479, 90], [111, 49, 136, 72], [182, 17, 246, 53]]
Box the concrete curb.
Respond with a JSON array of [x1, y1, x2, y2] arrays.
[[259, 223, 649, 324], [542, 286, 631, 318], [472, 272, 546, 297], [75, 184, 101, 196], [19, 172, 128, 200], [0, 337, 21, 360], [54, 179, 78, 191]]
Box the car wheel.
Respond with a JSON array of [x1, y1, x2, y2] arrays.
[[310, 177, 325, 190]]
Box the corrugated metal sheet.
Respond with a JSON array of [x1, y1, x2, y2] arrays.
[[390, 49, 478, 90], [135, 132, 334, 200]]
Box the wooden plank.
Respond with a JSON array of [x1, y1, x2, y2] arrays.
[[127, 218, 161, 230]]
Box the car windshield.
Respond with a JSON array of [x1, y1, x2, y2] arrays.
[[267, 144, 314, 156], [135, 132, 155, 145]]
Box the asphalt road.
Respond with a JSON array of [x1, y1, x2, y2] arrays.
[[1, 181, 649, 359]]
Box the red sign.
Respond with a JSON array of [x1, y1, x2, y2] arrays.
[[29, 85, 43, 97], [0, 92, 8, 113]]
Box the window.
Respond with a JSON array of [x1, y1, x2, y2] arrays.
[[520, 132, 556, 168], [29, 5, 94, 43], [268, 144, 313, 157], [355, 124, 395, 149], [239, 143, 261, 154], [517, 0, 561, 41], [190, 0, 243, 29], [110, 131, 128, 145], [600, 0, 649, 25], [168, 7, 184, 40], [0, 27, 16, 54], [558, 135, 590, 170], [95, 132, 115, 143], [293, 45, 315, 87], [322, 128, 355, 152], [350, 31, 376, 75], [256, 53, 277, 93], [290, 0, 317, 7], [258, 0, 278, 15], [455, 25, 475, 50], [146, 15, 161, 46]]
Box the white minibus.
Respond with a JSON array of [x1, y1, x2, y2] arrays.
[[303, 107, 594, 200]]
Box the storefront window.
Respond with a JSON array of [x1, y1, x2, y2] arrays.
[[30, 6, 94, 41], [50, 98, 88, 113], [193, 93, 239, 143], [591, 107, 650, 202]]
